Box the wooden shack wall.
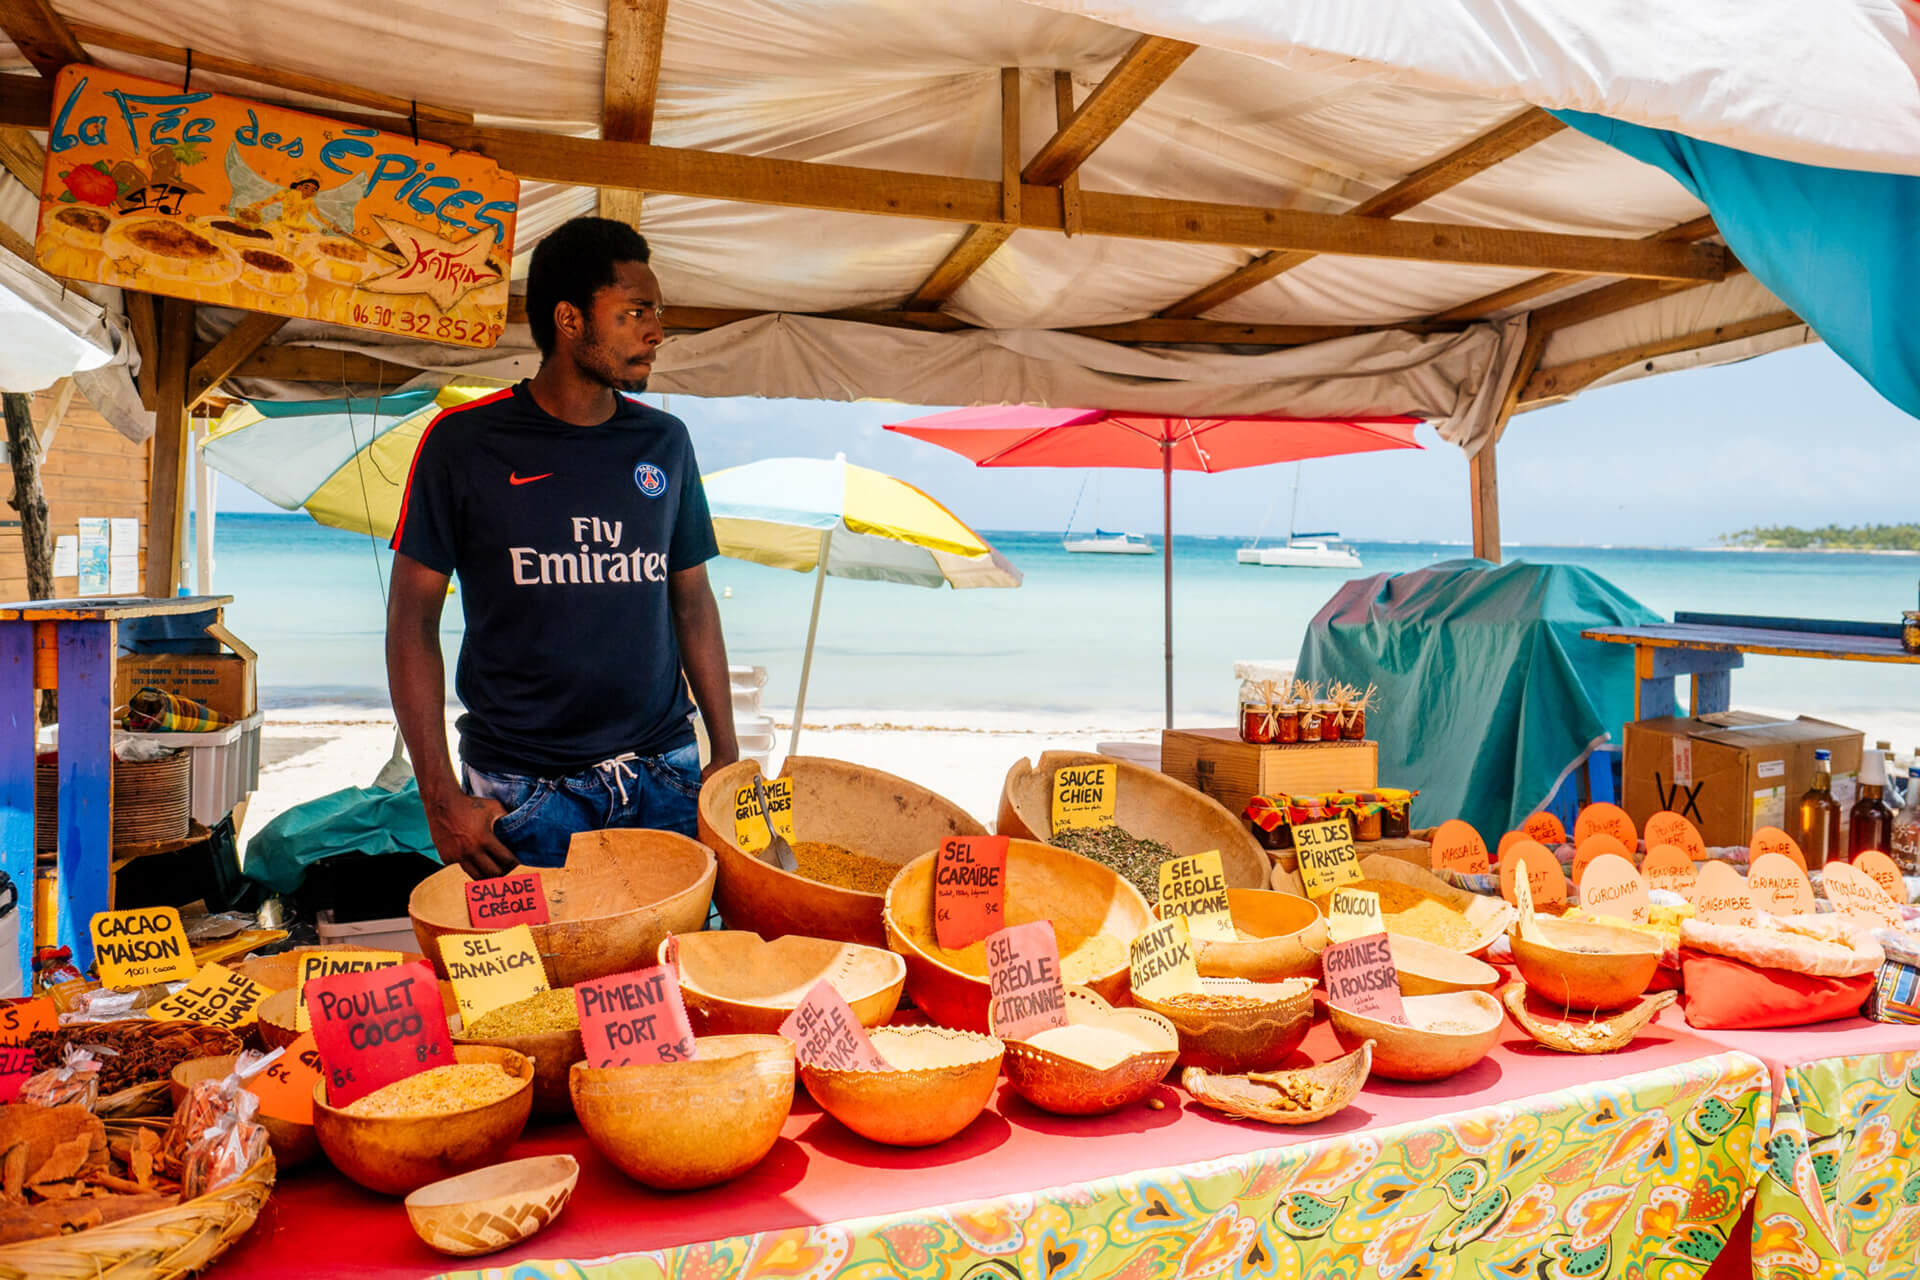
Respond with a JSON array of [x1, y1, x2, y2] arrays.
[[0, 384, 151, 600]]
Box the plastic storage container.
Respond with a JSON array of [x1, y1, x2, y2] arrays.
[[316, 909, 421, 954], [118, 711, 264, 829]]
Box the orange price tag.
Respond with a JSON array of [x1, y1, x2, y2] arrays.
[[0, 997, 56, 1046], [1641, 846, 1699, 896], [934, 836, 1008, 951], [247, 1031, 324, 1126], [1693, 861, 1757, 926], [1572, 833, 1631, 886], [779, 980, 891, 1071], [1574, 803, 1637, 851], [0, 1046, 32, 1103], [1643, 811, 1706, 860], [1853, 851, 1907, 905], [1430, 820, 1491, 876], [1750, 826, 1806, 871], [1748, 852, 1814, 916], [1500, 839, 1567, 910], [1579, 853, 1650, 924], [1822, 863, 1903, 928], [1521, 812, 1567, 846]]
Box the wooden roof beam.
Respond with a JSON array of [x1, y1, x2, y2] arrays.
[[597, 0, 669, 225], [1160, 107, 1565, 319], [1021, 36, 1195, 186], [1517, 309, 1803, 408], [1429, 215, 1722, 324], [904, 67, 1020, 310], [187, 313, 288, 408], [0, 0, 83, 78]]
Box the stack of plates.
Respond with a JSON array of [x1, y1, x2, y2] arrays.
[[35, 750, 192, 851]]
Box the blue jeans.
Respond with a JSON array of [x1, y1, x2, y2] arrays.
[[464, 741, 702, 869]]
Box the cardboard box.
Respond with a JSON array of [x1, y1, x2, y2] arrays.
[[1161, 728, 1378, 824], [1622, 712, 1862, 850], [113, 621, 256, 721]]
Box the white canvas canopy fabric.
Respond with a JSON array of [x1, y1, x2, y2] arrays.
[[2, 0, 1873, 440]]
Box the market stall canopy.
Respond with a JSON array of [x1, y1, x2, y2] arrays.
[[7, 0, 1904, 442], [0, 227, 122, 391]]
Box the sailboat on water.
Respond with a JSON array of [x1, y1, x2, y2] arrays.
[[1062, 476, 1155, 554], [1238, 463, 1363, 569]]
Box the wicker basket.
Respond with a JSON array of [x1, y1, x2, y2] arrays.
[[28, 1022, 244, 1118], [35, 751, 192, 851], [0, 1119, 276, 1280]]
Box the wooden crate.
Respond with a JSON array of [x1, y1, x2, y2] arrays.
[[1160, 728, 1379, 823]]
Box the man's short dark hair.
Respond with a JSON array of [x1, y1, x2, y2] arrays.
[[525, 217, 652, 356]]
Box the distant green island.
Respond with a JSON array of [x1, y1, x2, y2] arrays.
[[1720, 524, 1920, 551]]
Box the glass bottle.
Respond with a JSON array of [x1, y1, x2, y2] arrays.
[[1878, 741, 1902, 807], [1893, 767, 1920, 876], [1849, 748, 1894, 858], [1796, 748, 1841, 870]]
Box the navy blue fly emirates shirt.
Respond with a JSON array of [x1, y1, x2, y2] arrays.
[[391, 383, 718, 777]]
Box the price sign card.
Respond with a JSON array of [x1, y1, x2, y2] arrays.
[[465, 871, 551, 929], [1823, 863, 1903, 928], [1052, 763, 1117, 832], [1642, 846, 1700, 896], [247, 1031, 324, 1126], [934, 836, 1009, 950], [733, 777, 796, 852], [1328, 887, 1387, 944], [985, 921, 1068, 1040], [575, 966, 697, 1067], [1321, 932, 1407, 1025], [1750, 826, 1806, 871], [294, 950, 402, 1032], [1574, 803, 1637, 850], [1854, 851, 1907, 904], [1693, 861, 1757, 926], [1521, 812, 1567, 847], [1644, 811, 1706, 860], [1572, 833, 1631, 886], [1748, 852, 1814, 916], [1294, 819, 1361, 899], [1430, 820, 1491, 876], [1500, 840, 1568, 910], [779, 980, 891, 1071], [439, 925, 550, 1029], [1129, 917, 1201, 1000], [89, 907, 196, 989], [307, 962, 452, 1108], [1579, 854, 1650, 924], [0, 997, 56, 1045], [1157, 851, 1236, 942], [153, 962, 273, 1030], [0, 1046, 32, 1103]]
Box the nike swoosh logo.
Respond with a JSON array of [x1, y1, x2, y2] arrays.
[[508, 472, 553, 486]]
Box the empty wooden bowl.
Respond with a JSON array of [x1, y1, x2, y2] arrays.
[[258, 977, 460, 1051], [998, 750, 1269, 894], [1182, 1040, 1373, 1126], [571, 1035, 794, 1190], [1133, 977, 1316, 1073], [454, 1011, 584, 1119], [1509, 916, 1661, 1011], [1329, 991, 1504, 1082], [410, 829, 715, 988], [885, 840, 1151, 1032], [1156, 888, 1327, 982], [405, 1154, 579, 1257], [1503, 986, 1679, 1053], [171, 1054, 319, 1169], [699, 757, 986, 949], [1390, 935, 1501, 996], [311, 1045, 535, 1196], [800, 1026, 1004, 1147], [665, 932, 905, 1035], [1001, 988, 1178, 1116]]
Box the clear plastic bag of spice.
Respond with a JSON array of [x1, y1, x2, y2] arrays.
[[18, 1043, 105, 1110]]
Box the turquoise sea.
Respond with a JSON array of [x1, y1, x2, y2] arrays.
[[207, 513, 1920, 731]]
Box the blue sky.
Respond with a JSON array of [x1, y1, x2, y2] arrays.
[[216, 341, 1915, 547]]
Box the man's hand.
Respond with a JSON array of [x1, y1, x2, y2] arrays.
[[427, 791, 519, 879], [700, 744, 739, 783]]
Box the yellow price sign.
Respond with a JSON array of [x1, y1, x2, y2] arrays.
[[1294, 819, 1361, 899], [733, 777, 796, 852], [439, 925, 550, 1028], [1327, 887, 1386, 944], [1052, 762, 1117, 832], [1157, 851, 1235, 941], [89, 907, 196, 990], [1129, 916, 1201, 1000], [295, 950, 402, 1032], [153, 963, 274, 1030]]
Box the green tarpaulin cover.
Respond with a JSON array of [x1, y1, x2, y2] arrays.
[[1297, 559, 1658, 841], [241, 782, 439, 895]]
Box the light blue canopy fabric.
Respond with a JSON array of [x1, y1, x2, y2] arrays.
[[1297, 559, 1659, 841], [1553, 109, 1920, 418]]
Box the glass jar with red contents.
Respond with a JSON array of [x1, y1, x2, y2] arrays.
[[1317, 703, 1343, 742], [1341, 708, 1366, 740], [1298, 706, 1323, 740], [1274, 709, 1301, 743], [1238, 678, 1277, 744]]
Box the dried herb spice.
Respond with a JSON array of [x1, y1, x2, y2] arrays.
[[1049, 825, 1174, 901]]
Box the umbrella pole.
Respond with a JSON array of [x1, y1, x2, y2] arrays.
[[1163, 445, 1173, 730], [790, 527, 833, 758]]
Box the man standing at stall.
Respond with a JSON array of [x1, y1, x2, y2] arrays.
[[385, 217, 737, 877]]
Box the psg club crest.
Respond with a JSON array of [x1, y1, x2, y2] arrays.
[[634, 462, 667, 498]]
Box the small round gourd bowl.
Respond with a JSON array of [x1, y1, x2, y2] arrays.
[[453, 998, 584, 1119], [311, 1045, 535, 1196], [663, 932, 905, 1036], [1132, 976, 1316, 1073], [171, 1054, 319, 1169], [1001, 988, 1178, 1116], [1509, 916, 1661, 1011], [570, 1034, 795, 1191], [1153, 889, 1327, 982], [257, 978, 460, 1051], [1328, 991, 1504, 1082], [699, 757, 986, 949], [410, 830, 715, 988], [405, 1154, 579, 1258], [884, 840, 1151, 1032], [1390, 935, 1501, 997], [800, 1026, 1005, 1147]]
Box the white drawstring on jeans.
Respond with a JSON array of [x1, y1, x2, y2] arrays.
[[596, 753, 641, 806]]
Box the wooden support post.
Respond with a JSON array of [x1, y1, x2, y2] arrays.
[[1469, 446, 1500, 563], [1052, 72, 1081, 237], [124, 294, 159, 413], [598, 0, 669, 226], [54, 621, 112, 970], [146, 298, 193, 599], [0, 620, 32, 991]]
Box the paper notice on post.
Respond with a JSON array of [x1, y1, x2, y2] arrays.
[[109, 518, 138, 557], [52, 535, 76, 577], [108, 556, 138, 595], [76, 518, 108, 595]]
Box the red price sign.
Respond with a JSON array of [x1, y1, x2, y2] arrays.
[[0, 1046, 33, 1102], [1321, 933, 1408, 1025], [306, 962, 453, 1109], [575, 966, 697, 1068], [247, 1031, 324, 1126], [779, 980, 891, 1071], [934, 836, 1008, 950], [984, 920, 1068, 1041], [465, 871, 552, 929], [0, 997, 56, 1046]]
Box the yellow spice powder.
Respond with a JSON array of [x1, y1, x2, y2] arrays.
[[791, 841, 902, 895], [467, 988, 579, 1038], [1322, 879, 1479, 950], [340, 1064, 519, 1118]]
